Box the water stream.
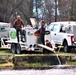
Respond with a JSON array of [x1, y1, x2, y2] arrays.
[[55, 53, 61, 65], [37, 44, 62, 65], [52, 50, 61, 65]]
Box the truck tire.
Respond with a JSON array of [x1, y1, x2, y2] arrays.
[[11, 43, 16, 54], [63, 41, 68, 52], [16, 43, 21, 54]]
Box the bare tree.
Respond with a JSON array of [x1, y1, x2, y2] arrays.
[[0, 0, 33, 25], [37, 0, 54, 24], [58, 0, 76, 21]]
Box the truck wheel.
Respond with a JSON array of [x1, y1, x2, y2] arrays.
[[11, 43, 16, 54], [16, 43, 21, 54], [63, 41, 68, 52]]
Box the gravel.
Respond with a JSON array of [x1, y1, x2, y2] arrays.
[[0, 69, 76, 75]]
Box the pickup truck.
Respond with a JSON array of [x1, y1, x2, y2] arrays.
[[47, 21, 76, 52]]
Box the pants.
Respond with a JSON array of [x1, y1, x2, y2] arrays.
[[40, 35, 45, 53], [40, 35, 45, 45], [16, 27, 23, 42]]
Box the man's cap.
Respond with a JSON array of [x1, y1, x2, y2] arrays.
[[17, 15, 20, 18]]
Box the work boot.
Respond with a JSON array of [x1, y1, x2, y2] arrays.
[[21, 37, 25, 42], [21, 38, 24, 42]]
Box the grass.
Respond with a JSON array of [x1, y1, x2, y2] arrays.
[[0, 62, 14, 69], [16, 62, 50, 67], [26, 63, 50, 67], [57, 52, 76, 56], [0, 49, 76, 68], [66, 60, 76, 65], [0, 62, 14, 67], [0, 61, 76, 68], [0, 49, 12, 55]]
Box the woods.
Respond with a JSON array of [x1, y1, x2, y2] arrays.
[[0, 0, 33, 25], [0, 0, 76, 25]]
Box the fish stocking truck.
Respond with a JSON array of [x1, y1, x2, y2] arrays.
[[47, 21, 76, 52], [5, 27, 55, 54], [4, 18, 55, 54]]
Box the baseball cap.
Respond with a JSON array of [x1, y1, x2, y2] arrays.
[[17, 15, 20, 18]]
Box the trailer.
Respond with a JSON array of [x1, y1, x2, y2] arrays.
[[3, 18, 56, 54], [6, 26, 54, 54]]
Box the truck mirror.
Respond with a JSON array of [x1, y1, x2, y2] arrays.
[[45, 31, 50, 35]]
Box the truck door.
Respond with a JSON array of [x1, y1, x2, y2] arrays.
[[52, 24, 65, 45], [51, 24, 60, 44]]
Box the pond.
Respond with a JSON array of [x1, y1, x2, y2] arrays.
[[0, 68, 76, 75]]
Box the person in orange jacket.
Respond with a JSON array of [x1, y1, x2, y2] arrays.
[[13, 15, 24, 42]]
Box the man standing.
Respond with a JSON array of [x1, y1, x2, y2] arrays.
[[13, 15, 24, 42], [39, 20, 45, 45]]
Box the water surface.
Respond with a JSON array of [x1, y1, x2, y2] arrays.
[[0, 68, 76, 75]]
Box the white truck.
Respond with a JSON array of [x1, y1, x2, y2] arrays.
[[47, 21, 76, 52], [0, 22, 10, 49]]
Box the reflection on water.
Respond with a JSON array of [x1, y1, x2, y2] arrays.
[[0, 68, 76, 75]]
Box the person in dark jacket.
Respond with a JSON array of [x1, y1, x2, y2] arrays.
[[45, 40, 53, 54], [45, 40, 52, 48], [13, 15, 24, 42], [39, 20, 45, 45]]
